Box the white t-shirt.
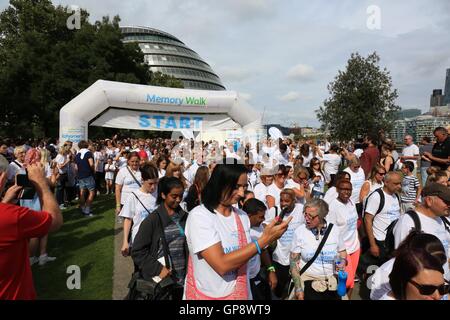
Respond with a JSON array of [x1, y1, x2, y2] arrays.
[[327, 199, 360, 254], [264, 204, 305, 266], [344, 167, 366, 204], [55, 154, 68, 174], [183, 162, 200, 185], [253, 183, 270, 207], [353, 149, 364, 159], [365, 190, 401, 241], [116, 157, 128, 169], [369, 258, 395, 300], [302, 151, 314, 167], [290, 224, 345, 277], [393, 210, 450, 267], [267, 183, 286, 207], [184, 205, 252, 298], [310, 170, 325, 195], [322, 153, 341, 183], [94, 151, 106, 173], [402, 144, 420, 167], [6, 161, 23, 182], [248, 226, 263, 280], [379, 293, 396, 300], [119, 189, 158, 243], [104, 163, 117, 180], [158, 169, 166, 178], [115, 167, 142, 205], [324, 187, 338, 205]]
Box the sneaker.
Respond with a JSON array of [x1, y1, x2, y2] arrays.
[[38, 254, 56, 266], [30, 256, 39, 266], [59, 204, 67, 210]]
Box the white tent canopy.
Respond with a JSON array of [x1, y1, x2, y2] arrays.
[[59, 80, 262, 145]]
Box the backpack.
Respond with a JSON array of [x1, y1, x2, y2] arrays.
[[384, 210, 422, 257], [363, 188, 401, 218]]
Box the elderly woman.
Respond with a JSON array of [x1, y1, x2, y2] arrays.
[[6, 145, 26, 184], [290, 199, 347, 300]]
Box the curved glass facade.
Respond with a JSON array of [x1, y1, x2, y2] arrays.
[[121, 26, 225, 91]]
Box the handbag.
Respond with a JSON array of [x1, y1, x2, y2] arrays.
[[125, 199, 178, 300]]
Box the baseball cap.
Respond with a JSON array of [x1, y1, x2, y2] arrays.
[[422, 183, 450, 202]]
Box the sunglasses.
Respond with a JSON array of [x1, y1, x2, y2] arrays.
[[409, 279, 450, 296], [377, 172, 386, 176]]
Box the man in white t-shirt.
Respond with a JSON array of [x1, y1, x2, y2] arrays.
[[263, 189, 304, 299], [321, 145, 342, 184], [393, 183, 450, 275], [400, 135, 420, 176], [360, 172, 402, 271]]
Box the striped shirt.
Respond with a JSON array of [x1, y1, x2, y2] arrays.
[[401, 175, 420, 203]]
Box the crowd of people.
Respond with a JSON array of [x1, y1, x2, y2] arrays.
[[0, 125, 449, 300]]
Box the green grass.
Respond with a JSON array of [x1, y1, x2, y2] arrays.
[[32, 194, 115, 299]]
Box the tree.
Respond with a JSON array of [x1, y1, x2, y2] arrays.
[[0, 0, 183, 138], [316, 52, 399, 141]]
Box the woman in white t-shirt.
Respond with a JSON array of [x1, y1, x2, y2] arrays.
[[290, 199, 347, 300], [184, 160, 291, 300], [115, 152, 142, 216], [266, 164, 288, 209], [344, 157, 366, 214], [308, 158, 326, 199], [324, 171, 351, 205], [156, 155, 168, 178], [381, 232, 448, 300], [104, 158, 117, 195], [359, 164, 385, 204], [327, 180, 361, 299], [119, 163, 158, 257]]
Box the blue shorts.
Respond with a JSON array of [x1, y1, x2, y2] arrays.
[[78, 176, 96, 191]]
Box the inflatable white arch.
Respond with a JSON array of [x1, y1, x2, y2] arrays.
[[59, 80, 262, 145]]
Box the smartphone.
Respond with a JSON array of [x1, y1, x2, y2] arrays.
[[16, 173, 32, 188], [276, 207, 288, 225]]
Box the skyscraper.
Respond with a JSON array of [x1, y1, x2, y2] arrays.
[[430, 89, 444, 107], [444, 68, 450, 105]]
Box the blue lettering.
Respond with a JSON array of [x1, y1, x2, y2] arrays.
[[153, 115, 164, 128], [179, 117, 191, 128], [139, 115, 151, 127], [192, 117, 203, 129], [146, 94, 156, 103], [165, 116, 177, 129]]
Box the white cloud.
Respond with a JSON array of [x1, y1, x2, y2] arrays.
[[286, 64, 315, 81], [216, 66, 254, 82], [279, 91, 301, 102], [239, 93, 253, 101]]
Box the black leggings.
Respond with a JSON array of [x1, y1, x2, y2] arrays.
[[273, 262, 291, 299]]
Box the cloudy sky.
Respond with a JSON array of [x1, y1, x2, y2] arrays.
[[2, 0, 450, 127]]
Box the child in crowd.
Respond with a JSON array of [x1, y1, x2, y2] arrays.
[[400, 161, 421, 212]]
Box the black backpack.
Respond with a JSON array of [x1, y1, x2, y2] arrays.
[[384, 210, 422, 257], [363, 188, 401, 219]]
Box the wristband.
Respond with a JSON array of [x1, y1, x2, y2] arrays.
[[295, 287, 304, 293], [267, 266, 276, 273], [116, 204, 121, 208], [253, 240, 262, 255]]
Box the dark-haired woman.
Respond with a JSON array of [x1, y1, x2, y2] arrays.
[[380, 232, 449, 300], [183, 166, 209, 212], [156, 155, 168, 178], [131, 177, 188, 300], [115, 152, 142, 217], [119, 163, 159, 257], [183, 159, 292, 299], [308, 157, 325, 199]]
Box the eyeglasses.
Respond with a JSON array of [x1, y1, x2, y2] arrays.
[[409, 279, 450, 296], [304, 212, 319, 220]]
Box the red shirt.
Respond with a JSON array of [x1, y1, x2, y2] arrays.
[[360, 146, 380, 178], [138, 150, 148, 160], [0, 203, 52, 300]]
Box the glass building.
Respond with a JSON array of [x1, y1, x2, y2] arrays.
[[120, 26, 226, 91], [444, 68, 450, 105], [390, 115, 450, 144]]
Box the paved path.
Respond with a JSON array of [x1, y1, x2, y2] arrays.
[[112, 219, 134, 300]]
